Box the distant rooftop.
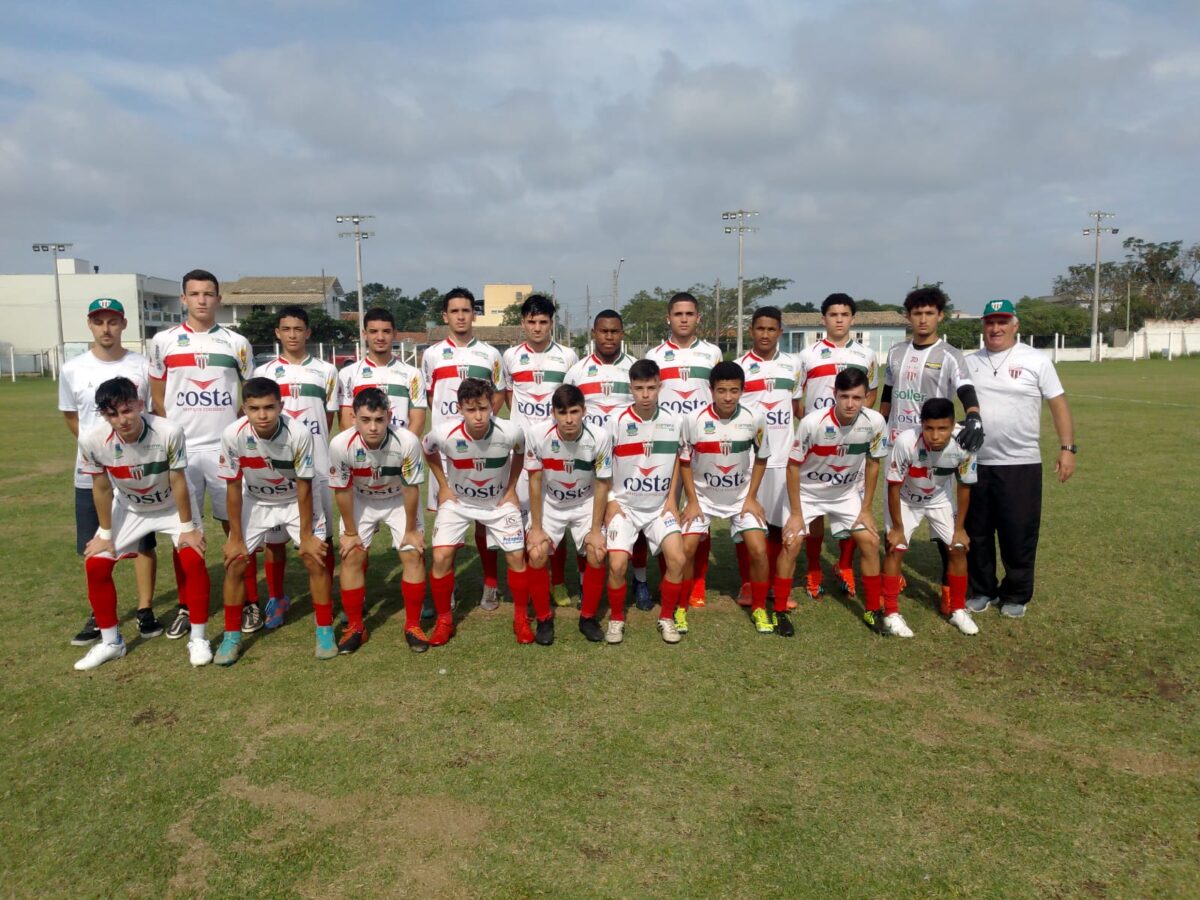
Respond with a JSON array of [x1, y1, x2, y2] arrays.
[[783, 311, 909, 327], [223, 276, 344, 306]]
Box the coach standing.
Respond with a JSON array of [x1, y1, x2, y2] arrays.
[[964, 299, 1076, 618]]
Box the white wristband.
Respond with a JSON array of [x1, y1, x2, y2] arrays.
[[178, 519, 197, 533], [95, 527, 112, 540]]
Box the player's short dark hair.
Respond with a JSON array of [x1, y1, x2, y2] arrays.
[[834, 367, 869, 393], [552, 383, 586, 412], [95, 376, 140, 415], [276, 305, 309, 327], [352, 386, 389, 414], [709, 360, 744, 388], [904, 286, 948, 313], [920, 397, 955, 422], [668, 292, 699, 312], [751, 306, 782, 326], [593, 309, 623, 328], [363, 307, 395, 327], [521, 294, 556, 319], [822, 293, 857, 315], [243, 377, 281, 403], [457, 377, 494, 405], [443, 287, 476, 312], [182, 269, 219, 293], [629, 359, 659, 383]]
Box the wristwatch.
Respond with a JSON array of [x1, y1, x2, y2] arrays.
[[1061, 444, 1078, 453]]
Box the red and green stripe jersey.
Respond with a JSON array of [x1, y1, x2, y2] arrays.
[[218, 416, 315, 506], [797, 338, 879, 417], [885, 426, 976, 508], [645, 338, 722, 416], [78, 414, 187, 513], [883, 339, 971, 441], [564, 352, 635, 431], [524, 421, 612, 507], [608, 405, 682, 512], [680, 403, 769, 508], [422, 418, 524, 509], [328, 426, 425, 500], [502, 341, 579, 434], [789, 406, 888, 500], [421, 337, 503, 425], [737, 348, 804, 468], [149, 323, 252, 451], [336, 356, 426, 431], [254, 356, 338, 473]]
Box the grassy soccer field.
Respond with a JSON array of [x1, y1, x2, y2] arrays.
[[0, 360, 1197, 897]]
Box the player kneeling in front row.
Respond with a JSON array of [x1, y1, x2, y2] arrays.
[[880, 398, 979, 638], [525, 384, 612, 646], [424, 378, 531, 645], [779, 368, 888, 637], [329, 388, 429, 653], [679, 361, 773, 635], [74, 377, 212, 670], [600, 359, 687, 644], [215, 378, 335, 665]]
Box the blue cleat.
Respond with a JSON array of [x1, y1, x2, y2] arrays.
[[213, 632, 243, 667], [264, 595, 291, 630], [633, 578, 654, 611], [314, 625, 337, 659]]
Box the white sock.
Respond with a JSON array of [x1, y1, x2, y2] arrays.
[[633, 567, 647, 581], [100, 626, 121, 644], [190, 622, 206, 641]]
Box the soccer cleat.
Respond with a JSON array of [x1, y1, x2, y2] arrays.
[[656, 618, 682, 644], [240, 602, 264, 634], [404, 626, 430, 653], [948, 609, 979, 635], [967, 595, 999, 614], [774, 611, 795, 638], [862, 609, 886, 635], [338, 625, 369, 655], [514, 617, 535, 644], [480, 584, 500, 611], [737, 583, 752, 608], [74, 638, 126, 671], [551, 583, 571, 607], [632, 578, 653, 611], [214, 632, 243, 666], [882, 613, 914, 638], [999, 603, 1026, 619], [165, 606, 190, 640], [188, 637, 213, 666], [427, 619, 456, 647], [805, 573, 824, 600], [605, 620, 625, 644], [673, 607, 689, 634], [787, 596, 799, 611], [136, 609, 165, 639], [939, 585, 952, 617], [71, 614, 100, 646], [838, 568, 857, 597], [264, 596, 291, 630], [578, 616, 604, 643], [314, 625, 337, 659], [689, 580, 707, 608], [535, 618, 555, 646], [751, 608, 775, 634]]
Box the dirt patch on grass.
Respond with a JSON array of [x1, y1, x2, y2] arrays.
[[164, 808, 223, 899], [132, 706, 178, 727]]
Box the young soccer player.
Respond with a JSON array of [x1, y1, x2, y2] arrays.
[[878, 398, 979, 638], [778, 368, 888, 637], [564, 310, 635, 431], [337, 307, 426, 434], [214, 378, 334, 665], [329, 388, 428, 653], [73, 377, 212, 670], [524, 384, 611, 646], [597, 360, 686, 645], [423, 378, 529, 645], [678, 361, 772, 636]]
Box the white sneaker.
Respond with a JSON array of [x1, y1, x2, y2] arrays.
[[949, 609, 979, 635], [883, 613, 914, 638], [605, 620, 625, 644], [74, 639, 126, 671], [656, 617, 681, 644], [188, 637, 213, 667], [479, 584, 499, 611]]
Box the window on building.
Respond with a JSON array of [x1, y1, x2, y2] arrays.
[[515, 292, 524, 304]]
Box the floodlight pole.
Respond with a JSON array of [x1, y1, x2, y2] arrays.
[[612, 257, 624, 308], [1083, 211, 1117, 363], [336, 214, 375, 359], [722, 210, 759, 356], [32, 241, 72, 370]]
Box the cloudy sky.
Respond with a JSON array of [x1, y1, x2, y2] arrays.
[[2, 0, 1196, 317]]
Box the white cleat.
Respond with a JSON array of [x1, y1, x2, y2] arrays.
[[74, 639, 127, 671], [479, 584, 499, 611], [605, 620, 625, 645], [656, 617, 682, 644], [883, 613, 915, 638], [948, 609, 979, 635], [188, 637, 213, 667]]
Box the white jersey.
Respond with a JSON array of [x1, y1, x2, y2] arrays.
[[78, 414, 187, 513], [502, 341, 579, 434], [421, 337, 503, 424], [680, 403, 770, 509], [608, 405, 683, 513], [797, 337, 879, 416], [737, 349, 804, 468], [789, 406, 888, 501], [524, 421, 612, 508], [218, 416, 315, 506], [564, 352, 635, 431], [886, 426, 976, 508], [59, 350, 151, 489], [335, 355, 426, 432], [328, 427, 425, 500], [422, 417, 524, 509], [254, 355, 338, 472], [883, 339, 972, 440], [149, 323, 252, 451], [965, 344, 1064, 466], [645, 338, 722, 417]]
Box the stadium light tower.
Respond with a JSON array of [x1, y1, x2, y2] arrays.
[[612, 257, 624, 307], [722, 210, 758, 356], [1082, 211, 1118, 363], [32, 241, 73, 365], [336, 214, 375, 358]]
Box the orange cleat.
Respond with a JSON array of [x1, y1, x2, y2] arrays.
[[838, 568, 857, 597], [805, 571, 824, 600], [513, 617, 535, 644], [939, 584, 952, 617], [428, 619, 456, 647], [689, 580, 707, 608], [736, 583, 752, 608]]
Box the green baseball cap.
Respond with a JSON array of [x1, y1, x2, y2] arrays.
[[981, 298, 1016, 318], [87, 298, 126, 317]]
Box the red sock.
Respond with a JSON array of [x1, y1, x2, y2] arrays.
[[608, 582, 628, 621], [948, 574, 967, 612], [85, 556, 119, 629], [177, 547, 210, 624], [735, 541, 750, 585], [581, 564, 606, 619], [805, 535, 823, 574], [679, 578, 694, 611], [751, 581, 768, 612], [265, 552, 286, 598], [550, 543, 567, 586], [430, 572, 455, 623], [341, 586, 366, 629], [772, 576, 792, 613], [863, 574, 882, 612], [475, 525, 498, 587], [631, 537, 647, 569], [660, 578, 682, 619], [882, 574, 902, 616], [506, 568, 537, 621], [172, 548, 186, 606], [767, 537, 781, 582], [694, 535, 711, 583], [838, 538, 855, 570], [401, 580, 425, 630], [223, 602, 241, 632], [243, 554, 260, 605], [313, 601, 333, 627]]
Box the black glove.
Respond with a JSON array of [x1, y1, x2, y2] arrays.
[[956, 411, 985, 453]]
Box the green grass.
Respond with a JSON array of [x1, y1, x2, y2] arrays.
[[1, 360, 1198, 897]]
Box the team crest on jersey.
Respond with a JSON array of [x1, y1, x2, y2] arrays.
[[918, 448, 928, 461], [520, 353, 530, 365], [679, 366, 690, 382], [371, 465, 383, 481], [626, 422, 638, 436], [562, 458, 574, 474], [664, 350, 675, 362], [642, 440, 654, 457], [354, 448, 366, 463], [275, 365, 285, 379], [764, 377, 775, 392], [194, 353, 209, 370], [703, 420, 716, 435], [472, 457, 487, 472], [719, 440, 732, 456], [601, 380, 614, 396], [114, 444, 123, 458], [441, 347, 453, 359], [748, 362, 759, 374], [128, 465, 144, 480], [1009, 367, 1023, 379], [177, 334, 190, 347], [550, 439, 560, 453], [820, 347, 831, 359], [246, 436, 257, 449], [455, 439, 468, 453], [532, 370, 544, 385], [825, 425, 837, 439], [456, 365, 469, 380]]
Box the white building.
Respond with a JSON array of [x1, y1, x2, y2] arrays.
[[781, 310, 911, 359]]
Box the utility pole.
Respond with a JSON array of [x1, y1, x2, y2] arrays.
[[1082, 211, 1117, 363], [612, 258, 624, 308], [32, 242, 72, 372], [336, 214, 375, 359], [722, 210, 759, 356], [714, 278, 722, 353]]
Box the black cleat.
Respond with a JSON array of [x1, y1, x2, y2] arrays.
[[774, 611, 795, 638], [165, 605, 190, 639], [535, 618, 555, 646], [338, 625, 369, 655], [404, 627, 430, 653], [862, 609, 887, 636], [578, 616, 604, 642], [71, 614, 100, 646], [136, 609, 165, 639]]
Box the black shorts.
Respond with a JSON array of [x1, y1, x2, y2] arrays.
[[75, 487, 157, 556]]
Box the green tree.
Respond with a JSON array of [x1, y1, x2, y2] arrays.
[[782, 301, 817, 313], [343, 283, 441, 332], [856, 298, 905, 313], [940, 317, 980, 350], [1120, 237, 1200, 321], [231, 309, 280, 346], [231, 308, 355, 346]]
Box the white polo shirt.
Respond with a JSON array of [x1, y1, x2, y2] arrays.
[[965, 343, 1064, 466]]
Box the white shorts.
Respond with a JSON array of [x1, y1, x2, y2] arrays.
[[885, 501, 956, 546], [606, 505, 681, 557], [432, 500, 524, 553], [681, 494, 766, 539], [242, 495, 328, 554], [267, 477, 332, 546], [187, 448, 227, 521], [761, 466, 791, 528], [339, 494, 423, 551], [800, 490, 866, 539], [535, 500, 595, 552], [101, 502, 203, 559]]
